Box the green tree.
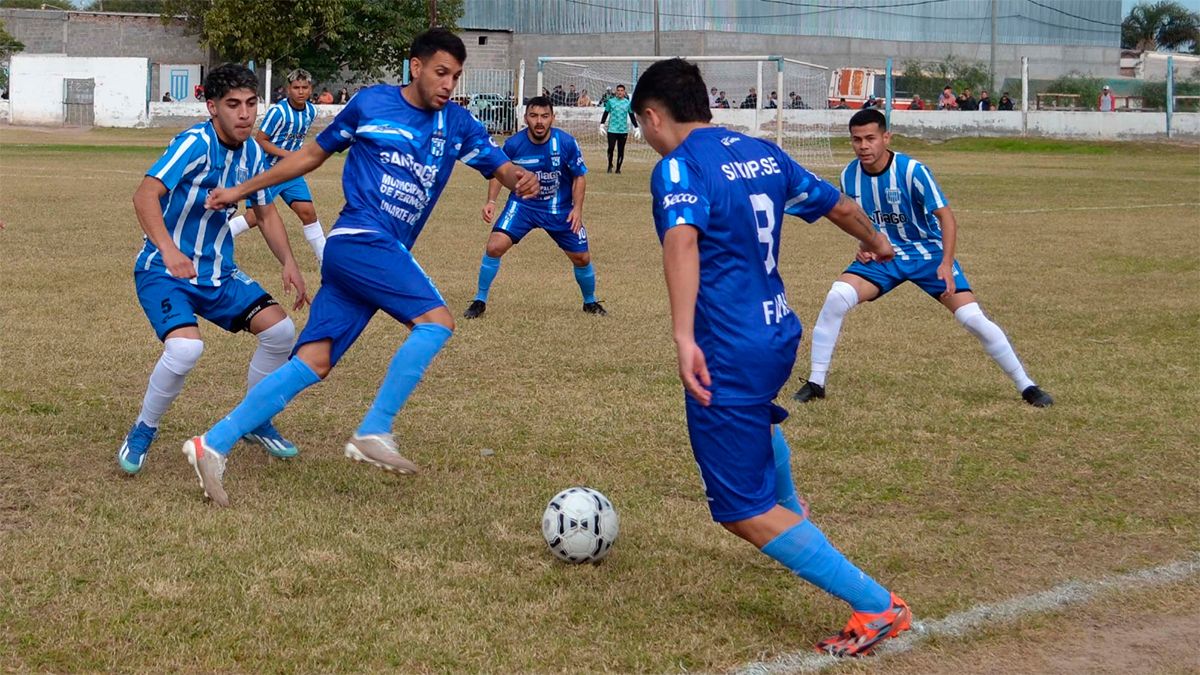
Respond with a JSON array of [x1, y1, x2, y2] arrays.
[[898, 55, 992, 102], [1121, 1, 1200, 51], [0, 0, 73, 9], [0, 17, 22, 92], [81, 0, 166, 12], [162, 0, 462, 85]]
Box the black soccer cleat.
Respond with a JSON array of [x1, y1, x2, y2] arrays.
[[463, 300, 487, 319], [793, 380, 826, 403], [582, 301, 608, 316], [1021, 385, 1054, 408]]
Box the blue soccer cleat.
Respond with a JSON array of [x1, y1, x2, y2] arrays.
[[242, 421, 299, 459], [117, 421, 158, 475]]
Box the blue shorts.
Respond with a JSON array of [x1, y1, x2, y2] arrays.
[[244, 176, 313, 209], [685, 398, 790, 523], [134, 268, 277, 341], [492, 200, 588, 253], [845, 255, 972, 299], [296, 232, 445, 366]]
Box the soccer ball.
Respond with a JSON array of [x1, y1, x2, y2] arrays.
[[541, 487, 619, 564]]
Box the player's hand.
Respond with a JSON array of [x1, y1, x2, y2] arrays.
[[482, 201, 496, 224], [205, 187, 240, 210], [281, 261, 308, 310], [675, 339, 712, 406], [567, 207, 583, 233], [865, 231, 895, 262], [855, 246, 876, 264], [513, 169, 540, 199], [597, 124, 607, 139], [937, 260, 956, 298], [162, 248, 197, 279], [632, 126, 642, 141]]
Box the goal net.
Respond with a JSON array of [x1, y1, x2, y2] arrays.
[[531, 56, 834, 169]]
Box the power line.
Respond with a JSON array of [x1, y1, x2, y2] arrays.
[[1022, 0, 1122, 27]]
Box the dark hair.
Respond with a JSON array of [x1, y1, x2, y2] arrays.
[[526, 95, 553, 111], [631, 58, 712, 124], [410, 28, 467, 64], [204, 63, 258, 102], [848, 108, 887, 131]]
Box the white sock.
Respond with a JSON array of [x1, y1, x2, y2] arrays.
[[954, 302, 1035, 391], [228, 214, 250, 237], [809, 281, 859, 386], [247, 317, 296, 389], [136, 337, 204, 427], [303, 221, 326, 265]]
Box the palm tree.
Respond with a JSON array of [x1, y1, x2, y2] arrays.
[[1122, 1, 1200, 52]]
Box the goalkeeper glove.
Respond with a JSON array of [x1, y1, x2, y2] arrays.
[[597, 124, 607, 138]]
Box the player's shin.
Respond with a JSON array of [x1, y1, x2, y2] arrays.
[[137, 337, 203, 427], [475, 254, 502, 302], [204, 358, 321, 454], [809, 281, 858, 386], [954, 302, 1035, 391], [302, 221, 326, 264], [771, 426, 805, 514], [573, 262, 597, 304], [761, 519, 892, 613], [247, 318, 296, 389], [355, 323, 453, 436]]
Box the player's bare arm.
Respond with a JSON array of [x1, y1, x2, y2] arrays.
[[567, 174, 586, 232], [933, 205, 958, 296], [253, 129, 291, 160], [206, 143, 332, 210], [825, 194, 894, 262], [493, 162, 540, 199], [662, 225, 712, 406], [133, 176, 195, 279], [250, 202, 308, 309], [482, 177, 502, 223]]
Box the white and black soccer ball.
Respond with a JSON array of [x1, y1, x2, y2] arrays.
[[541, 487, 619, 564]]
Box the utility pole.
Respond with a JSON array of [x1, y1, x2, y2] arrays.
[[429, 0, 438, 27], [990, 0, 998, 93], [653, 0, 661, 56]]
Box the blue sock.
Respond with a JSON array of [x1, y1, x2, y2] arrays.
[[356, 323, 453, 436], [475, 254, 501, 302], [573, 263, 597, 304], [206, 359, 320, 455], [761, 520, 892, 613], [772, 425, 804, 514]]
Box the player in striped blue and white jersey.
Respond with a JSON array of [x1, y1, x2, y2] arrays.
[[793, 108, 1053, 407], [463, 95, 604, 319], [118, 64, 309, 476], [226, 69, 327, 264]]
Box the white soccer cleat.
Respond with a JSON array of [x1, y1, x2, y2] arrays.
[[182, 436, 229, 507], [344, 433, 420, 474]]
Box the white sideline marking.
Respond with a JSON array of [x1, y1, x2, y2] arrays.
[[960, 202, 1197, 214], [733, 555, 1200, 675]]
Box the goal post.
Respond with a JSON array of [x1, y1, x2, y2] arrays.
[[530, 55, 834, 168]]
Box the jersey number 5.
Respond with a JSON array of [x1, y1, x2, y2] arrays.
[[750, 193, 777, 274]]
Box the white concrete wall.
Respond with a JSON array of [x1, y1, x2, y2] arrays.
[[146, 101, 347, 128], [10, 54, 149, 127], [0, 100, 10, 123]]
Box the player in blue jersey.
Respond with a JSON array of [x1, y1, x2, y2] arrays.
[[225, 68, 327, 264], [634, 58, 911, 658], [182, 29, 539, 507], [793, 109, 1053, 408], [463, 96, 604, 319], [118, 64, 309, 476]]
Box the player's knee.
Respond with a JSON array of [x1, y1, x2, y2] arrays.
[[293, 202, 317, 224], [569, 251, 591, 267], [161, 337, 204, 376], [256, 316, 296, 354], [485, 241, 508, 258], [826, 281, 860, 316], [954, 302, 993, 337]]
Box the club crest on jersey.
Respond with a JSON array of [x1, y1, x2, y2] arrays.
[[431, 136, 446, 157], [551, 155, 561, 167], [235, 166, 250, 183], [885, 187, 902, 205]]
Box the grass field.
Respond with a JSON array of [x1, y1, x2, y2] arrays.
[[1, 125, 1197, 673]]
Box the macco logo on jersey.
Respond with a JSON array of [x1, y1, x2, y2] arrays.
[[871, 210, 908, 225], [885, 187, 902, 205], [720, 136, 741, 146], [662, 192, 698, 209]]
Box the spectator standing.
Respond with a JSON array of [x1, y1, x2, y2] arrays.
[[715, 91, 730, 108], [740, 87, 758, 109], [550, 85, 567, 107], [335, 87, 350, 104], [998, 92, 1014, 110], [1098, 85, 1116, 112], [833, 97, 850, 109], [577, 89, 592, 107], [765, 91, 779, 109], [938, 85, 956, 110], [977, 91, 992, 111], [161, 92, 173, 102], [316, 88, 334, 104], [862, 95, 877, 110], [566, 84, 579, 107], [909, 95, 925, 110], [959, 89, 975, 112], [709, 86, 719, 107]]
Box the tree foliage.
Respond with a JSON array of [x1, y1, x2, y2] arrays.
[[161, 0, 463, 85], [898, 55, 992, 101], [0, 0, 73, 9], [0, 18, 23, 58], [1121, 1, 1200, 51], [81, 0, 167, 12]]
